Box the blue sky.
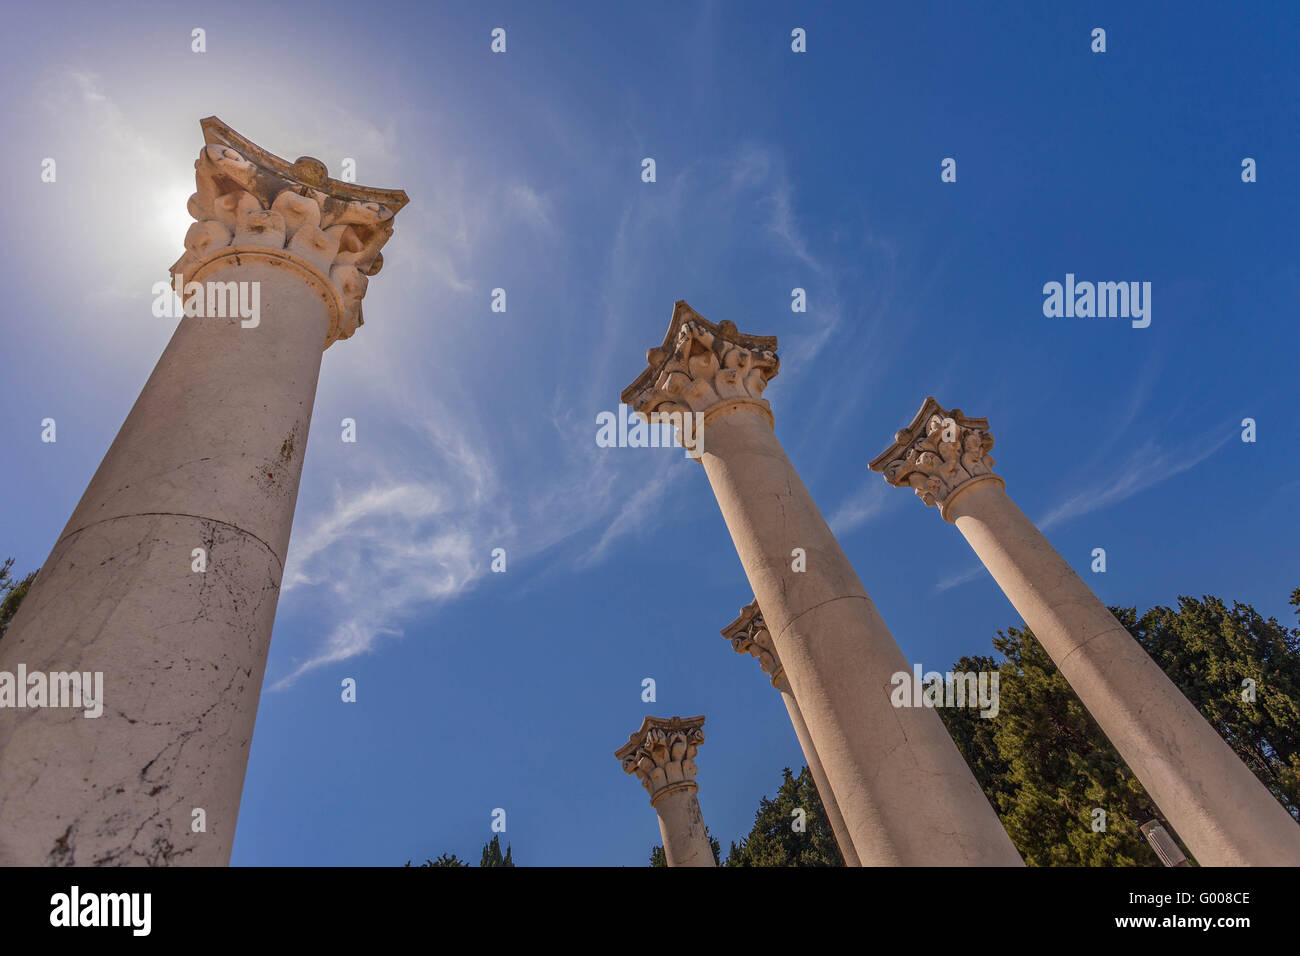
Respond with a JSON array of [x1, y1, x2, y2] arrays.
[[1, 1, 1297, 865]]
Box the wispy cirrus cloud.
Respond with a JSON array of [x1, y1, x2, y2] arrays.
[[935, 565, 986, 593], [273, 486, 480, 689], [273, 465, 492, 688], [576, 461, 678, 568], [273, 390, 689, 687], [277, 131, 876, 686], [558, 139, 862, 563], [828, 479, 893, 537], [507, 182, 557, 234], [270, 370, 511, 688], [935, 425, 1233, 592], [725, 143, 846, 377], [1037, 429, 1232, 532]]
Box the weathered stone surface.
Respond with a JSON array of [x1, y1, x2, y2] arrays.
[[622, 301, 779, 427], [872, 397, 1300, 866], [616, 714, 706, 802], [722, 600, 862, 866], [172, 116, 408, 348], [868, 396, 1001, 519], [616, 715, 715, 867], [0, 118, 408, 866], [0, 514, 280, 865], [622, 303, 1022, 866], [721, 599, 783, 688]]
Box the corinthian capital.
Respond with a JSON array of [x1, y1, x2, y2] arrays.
[[869, 397, 1003, 520], [621, 301, 779, 427], [615, 715, 706, 804], [170, 116, 409, 348], [722, 600, 786, 690]]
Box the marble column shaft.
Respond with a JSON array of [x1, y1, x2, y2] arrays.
[[622, 304, 1022, 866], [0, 118, 407, 865], [723, 600, 861, 866], [871, 397, 1300, 866]]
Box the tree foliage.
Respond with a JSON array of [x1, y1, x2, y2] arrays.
[[939, 630, 1162, 865], [406, 835, 514, 867], [1132, 593, 1300, 817], [724, 766, 844, 866], [937, 590, 1300, 866], [406, 853, 468, 867], [479, 834, 515, 867], [7, 534, 1290, 870], [0, 557, 36, 644], [678, 590, 1300, 868]]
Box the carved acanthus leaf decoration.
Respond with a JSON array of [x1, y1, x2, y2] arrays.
[[869, 397, 999, 512], [621, 302, 778, 420], [170, 117, 408, 349], [615, 715, 706, 800], [721, 600, 783, 687]]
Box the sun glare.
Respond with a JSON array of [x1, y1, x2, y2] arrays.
[[156, 180, 197, 252]]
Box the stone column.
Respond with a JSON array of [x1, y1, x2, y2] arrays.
[[621, 303, 1021, 866], [1141, 821, 1190, 867], [616, 715, 715, 866], [870, 396, 1300, 866], [0, 117, 407, 866], [722, 600, 861, 866]]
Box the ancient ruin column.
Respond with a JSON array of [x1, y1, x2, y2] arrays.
[[616, 715, 715, 866], [0, 117, 407, 865], [1141, 821, 1190, 867], [870, 397, 1300, 866], [621, 303, 1021, 865], [722, 600, 861, 866]]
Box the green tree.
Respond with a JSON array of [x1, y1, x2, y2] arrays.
[[934, 654, 1015, 807], [479, 834, 515, 867], [406, 853, 467, 867], [0, 557, 37, 643], [963, 624, 1162, 866], [1131, 594, 1300, 818], [724, 767, 843, 866], [938, 589, 1300, 866], [406, 836, 517, 867]]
